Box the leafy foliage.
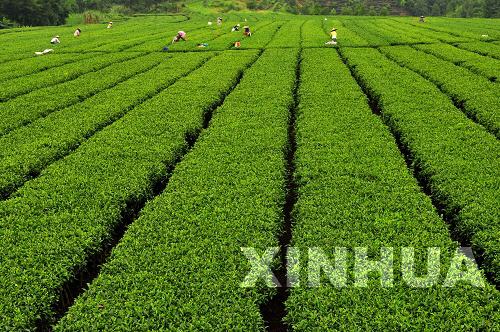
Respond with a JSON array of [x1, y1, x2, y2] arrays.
[[340, 46, 500, 285], [0, 14, 499, 331], [414, 42, 500, 81], [0, 52, 142, 135], [286, 46, 500, 331], [0, 0, 70, 26], [0, 52, 210, 199], [0, 52, 131, 101], [0, 50, 258, 330], [379, 45, 500, 138], [57, 47, 299, 331], [456, 40, 500, 59], [0, 53, 87, 81]]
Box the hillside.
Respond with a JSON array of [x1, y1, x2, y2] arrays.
[[205, 0, 409, 15]]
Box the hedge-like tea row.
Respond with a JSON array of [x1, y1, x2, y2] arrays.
[[301, 19, 329, 48], [87, 17, 199, 52], [128, 19, 228, 52], [286, 47, 500, 331], [169, 30, 230, 51], [452, 23, 499, 39], [138, 20, 229, 52], [239, 22, 282, 49], [91, 30, 168, 52], [379, 46, 500, 138], [340, 47, 500, 284], [392, 18, 488, 41], [0, 52, 212, 199], [0, 52, 157, 136], [371, 20, 425, 43], [0, 52, 136, 101], [205, 21, 275, 50], [0, 16, 179, 56], [0, 54, 30, 65], [0, 53, 92, 82], [166, 19, 250, 52], [56, 47, 298, 331], [414, 43, 500, 82], [0, 50, 259, 331], [425, 18, 500, 40], [304, 17, 369, 48], [0, 16, 217, 55], [456, 41, 500, 60], [382, 19, 463, 43], [56, 17, 196, 53], [325, 19, 370, 47], [5, 16, 189, 55], [202, 21, 280, 51], [267, 19, 303, 48], [379, 18, 461, 44], [341, 18, 389, 46], [0, 24, 110, 55], [353, 19, 423, 44]]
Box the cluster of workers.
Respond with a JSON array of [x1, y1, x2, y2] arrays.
[[44, 14, 430, 53], [47, 17, 255, 51], [171, 17, 252, 47], [49, 21, 113, 45], [45, 19, 339, 52]]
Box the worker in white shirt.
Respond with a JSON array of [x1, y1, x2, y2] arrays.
[[50, 35, 60, 44]]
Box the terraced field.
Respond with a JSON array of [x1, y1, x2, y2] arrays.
[[0, 13, 499, 331]]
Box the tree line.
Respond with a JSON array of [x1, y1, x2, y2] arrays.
[[0, 0, 498, 26], [242, 0, 499, 17]]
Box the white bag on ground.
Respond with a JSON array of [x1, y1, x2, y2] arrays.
[[35, 49, 54, 56]]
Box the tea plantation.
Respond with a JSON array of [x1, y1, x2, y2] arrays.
[[0, 13, 499, 331]]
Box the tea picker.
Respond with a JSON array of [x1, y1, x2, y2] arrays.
[[243, 26, 252, 37], [172, 31, 187, 43], [325, 28, 337, 45]]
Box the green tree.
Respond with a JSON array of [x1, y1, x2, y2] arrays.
[[431, 1, 441, 14], [354, 2, 366, 14], [445, 0, 456, 14], [380, 4, 391, 15], [341, 5, 354, 14], [69, 0, 112, 12], [438, 0, 447, 12], [0, 0, 69, 26], [461, 0, 484, 16], [413, 0, 429, 15], [484, 0, 500, 17]]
